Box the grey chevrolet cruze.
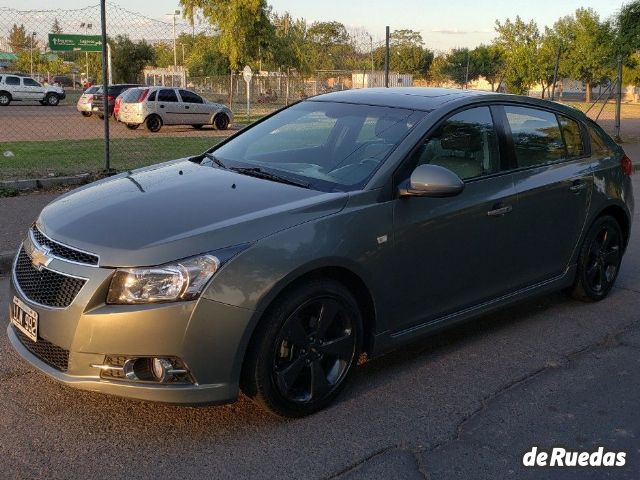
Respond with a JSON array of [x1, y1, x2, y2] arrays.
[[8, 88, 634, 417]]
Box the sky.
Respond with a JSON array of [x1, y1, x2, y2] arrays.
[[3, 0, 627, 51]]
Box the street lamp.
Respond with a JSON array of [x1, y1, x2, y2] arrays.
[[29, 32, 36, 76], [80, 22, 93, 84], [167, 10, 180, 70]]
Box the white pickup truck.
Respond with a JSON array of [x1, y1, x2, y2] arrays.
[[0, 74, 66, 106]]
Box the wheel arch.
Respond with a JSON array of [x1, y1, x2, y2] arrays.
[[590, 203, 631, 251], [0, 90, 12, 99]]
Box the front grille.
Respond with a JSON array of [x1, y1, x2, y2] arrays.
[[14, 327, 70, 372], [31, 226, 99, 266], [14, 248, 86, 308]]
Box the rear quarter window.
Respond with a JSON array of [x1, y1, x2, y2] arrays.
[[558, 115, 584, 158], [588, 126, 615, 158]]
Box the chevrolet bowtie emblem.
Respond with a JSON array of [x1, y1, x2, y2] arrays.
[[24, 234, 53, 271]]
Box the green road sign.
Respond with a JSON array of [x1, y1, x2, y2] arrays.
[[48, 33, 102, 52]]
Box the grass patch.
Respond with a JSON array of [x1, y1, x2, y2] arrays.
[[0, 136, 222, 180]]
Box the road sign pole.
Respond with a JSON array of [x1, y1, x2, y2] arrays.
[[243, 65, 253, 123]]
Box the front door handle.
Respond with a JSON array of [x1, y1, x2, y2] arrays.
[[185, 105, 190, 109], [487, 204, 513, 217], [160, 104, 165, 108], [570, 180, 588, 193]]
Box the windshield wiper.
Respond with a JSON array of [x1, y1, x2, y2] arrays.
[[231, 167, 311, 189], [202, 152, 227, 170]]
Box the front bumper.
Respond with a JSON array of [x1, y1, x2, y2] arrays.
[[8, 256, 256, 405]]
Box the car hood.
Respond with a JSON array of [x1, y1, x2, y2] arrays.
[[37, 160, 348, 267]]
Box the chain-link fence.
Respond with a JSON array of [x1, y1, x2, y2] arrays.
[[0, 3, 634, 183]]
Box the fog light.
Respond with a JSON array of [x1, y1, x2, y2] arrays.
[[151, 358, 173, 383]]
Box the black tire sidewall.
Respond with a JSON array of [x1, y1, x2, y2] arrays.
[[146, 115, 162, 132], [244, 280, 362, 417], [214, 114, 229, 130], [575, 215, 623, 301], [46, 94, 59, 106], [0, 93, 10, 106]]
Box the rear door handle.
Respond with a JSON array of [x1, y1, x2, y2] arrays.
[[185, 105, 190, 109], [160, 104, 165, 108], [570, 180, 588, 192], [487, 204, 513, 217]]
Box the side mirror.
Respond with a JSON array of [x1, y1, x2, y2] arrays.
[[399, 164, 464, 198]]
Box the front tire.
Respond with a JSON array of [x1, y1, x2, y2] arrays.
[[145, 114, 162, 132], [242, 280, 362, 418], [569, 215, 623, 302], [213, 113, 229, 130], [192, 124, 204, 130], [45, 94, 60, 106]]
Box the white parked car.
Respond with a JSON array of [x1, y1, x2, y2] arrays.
[[117, 86, 232, 132], [0, 74, 65, 106], [76, 85, 101, 117]]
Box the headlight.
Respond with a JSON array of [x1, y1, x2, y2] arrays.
[[106, 246, 248, 304]]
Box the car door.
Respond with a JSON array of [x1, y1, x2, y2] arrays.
[[22, 77, 45, 100], [4, 75, 22, 99], [391, 106, 521, 330], [503, 105, 592, 285], [156, 88, 182, 124], [178, 89, 209, 125]]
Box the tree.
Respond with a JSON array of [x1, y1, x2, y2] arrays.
[[185, 35, 230, 75], [616, 0, 640, 56], [470, 44, 505, 91], [561, 8, 615, 102], [494, 16, 541, 94], [442, 48, 478, 87], [109, 35, 155, 83], [51, 18, 63, 34], [8, 24, 28, 53], [390, 29, 433, 77], [306, 21, 355, 70], [180, 0, 274, 70]]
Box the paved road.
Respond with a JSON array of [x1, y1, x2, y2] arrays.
[[0, 177, 638, 479], [0, 103, 237, 142]]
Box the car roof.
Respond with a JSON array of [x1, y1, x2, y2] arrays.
[[309, 87, 490, 111]]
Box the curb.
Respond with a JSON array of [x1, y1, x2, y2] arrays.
[[0, 173, 90, 192], [0, 250, 15, 275]]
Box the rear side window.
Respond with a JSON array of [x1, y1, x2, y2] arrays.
[[505, 106, 564, 167], [179, 89, 204, 104], [5, 76, 20, 85], [588, 126, 614, 158], [558, 115, 584, 158], [412, 106, 501, 180], [158, 89, 178, 102]]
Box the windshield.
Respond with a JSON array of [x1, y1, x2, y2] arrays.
[[211, 101, 425, 191]]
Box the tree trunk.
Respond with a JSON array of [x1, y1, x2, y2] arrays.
[[585, 80, 592, 103], [490, 81, 495, 92], [540, 82, 545, 99]]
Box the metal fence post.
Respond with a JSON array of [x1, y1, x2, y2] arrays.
[[384, 26, 390, 88], [100, 0, 110, 172], [615, 55, 623, 141]]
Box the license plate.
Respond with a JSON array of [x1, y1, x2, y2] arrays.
[[10, 296, 38, 342]]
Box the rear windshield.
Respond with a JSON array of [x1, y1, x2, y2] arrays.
[[85, 86, 99, 94], [121, 88, 144, 103]]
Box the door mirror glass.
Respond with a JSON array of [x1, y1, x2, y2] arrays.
[[399, 164, 464, 197]]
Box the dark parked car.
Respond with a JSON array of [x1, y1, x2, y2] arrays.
[[8, 88, 634, 418], [52, 75, 82, 89], [92, 83, 141, 118]]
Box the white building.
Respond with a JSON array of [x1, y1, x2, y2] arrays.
[[352, 71, 413, 89]]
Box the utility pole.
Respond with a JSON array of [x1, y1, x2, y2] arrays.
[[180, 43, 185, 65], [384, 26, 390, 88], [464, 51, 470, 89], [80, 22, 93, 84], [369, 34, 374, 77], [99, 0, 110, 172], [615, 55, 623, 141]]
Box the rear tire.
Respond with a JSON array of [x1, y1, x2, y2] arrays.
[[0, 92, 11, 106], [241, 279, 362, 418], [145, 114, 162, 133], [45, 94, 60, 106], [81, 111, 92, 117], [569, 215, 623, 302], [192, 124, 204, 130], [213, 113, 229, 130], [126, 123, 140, 130]]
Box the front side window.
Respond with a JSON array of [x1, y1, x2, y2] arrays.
[[179, 89, 204, 104], [157, 89, 178, 102], [213, 101, 425, 191], [505, 106, 564, 167], [23, 78, 40, 87], [411, 106, 500, 180], [5, 76, 19, 86]]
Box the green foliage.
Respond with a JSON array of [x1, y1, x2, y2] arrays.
[[9, 24, 29, 53], [493, 16, 541, 94], [109, 35, 155, 83], [179, 0, 273, 70], [51, 18, 63, 34], [442, 48, 473, 87], [470, 44, 505, 91], [616, 0, 640, 56]]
